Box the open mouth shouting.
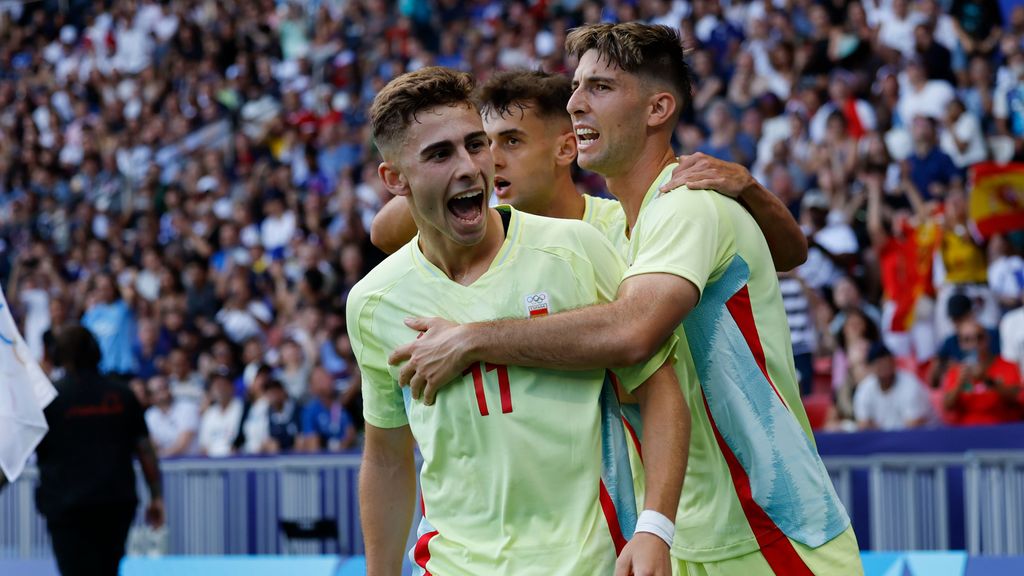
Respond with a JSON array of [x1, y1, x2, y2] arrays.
[[447, 188, 486, 226], [494, 176, 512, 199], [575, 126, 600, 151]]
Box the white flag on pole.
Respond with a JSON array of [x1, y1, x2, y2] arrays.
[[0, 283, 57, 481]]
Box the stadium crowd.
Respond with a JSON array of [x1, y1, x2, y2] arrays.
[[1, 0, 1022, 456]]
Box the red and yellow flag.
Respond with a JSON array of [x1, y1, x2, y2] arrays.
[[969, 162, 1024, 238]]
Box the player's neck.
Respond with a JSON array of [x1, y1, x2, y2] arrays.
[[419, 209, 505, 286], [538, 176, 586, 220], [605, 144, 677, 234]]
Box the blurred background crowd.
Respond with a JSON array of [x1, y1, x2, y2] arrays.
[[0, 0, 1022, 458]]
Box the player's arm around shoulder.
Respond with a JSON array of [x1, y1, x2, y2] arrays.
[[370, 196, 418, 255]]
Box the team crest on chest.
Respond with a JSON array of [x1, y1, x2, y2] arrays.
[[524, 292, 549, 317]]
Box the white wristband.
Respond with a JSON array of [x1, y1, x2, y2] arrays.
[[634, 509, 675, 548]]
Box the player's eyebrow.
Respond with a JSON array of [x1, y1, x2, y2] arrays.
[[419, 140, 455, 160], [497, 128, 526, 139], [418, 131, 488, 159], [464, 130, 488, 144], [572, 75, 617, 90]]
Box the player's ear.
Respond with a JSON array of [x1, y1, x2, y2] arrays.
[[554, 128, 577, 167], [379, 161, 410, 197], [647, 91, 677, 130]]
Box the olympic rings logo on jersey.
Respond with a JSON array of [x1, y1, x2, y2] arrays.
[[524, 292, 549, 317]]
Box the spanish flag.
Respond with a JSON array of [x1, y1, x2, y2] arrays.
[[969, 162, 1024, 239]]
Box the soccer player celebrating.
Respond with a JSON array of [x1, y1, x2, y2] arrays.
[[393, 24, 864, 576], [347, 66, 688, 576], [370, 70, 807, 273]]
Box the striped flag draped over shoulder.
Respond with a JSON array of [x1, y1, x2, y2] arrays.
[[0, 283, 57, 481]]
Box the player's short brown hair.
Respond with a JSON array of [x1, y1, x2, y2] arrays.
[[370, 66, 477, 157], [476, 70, 572, 124], [566, 22, 693, 118]]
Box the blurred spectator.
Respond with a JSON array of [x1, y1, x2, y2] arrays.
[[914, 22, 955, 86], [951, 0, 1004, 57], [81, 272, 138, 380], [265, 379, 302, 454], [697, 99, 755, 167], [877, 0, 925, 59], [942, 319, 1023, 425], [898, 59, 955, 128], [299, 366, 356, 452], [906, 117, 960, 200], [779, 271, 819, 396], [853, 343, 934, 430], [276, 337, 313, 401], [993, 47, 1024, 160], [929, 190, 1001, 339], [236, 367, 271, 455], [829, 276, 883, 337], [165, 347, 205, 407], [133, 317, 165, 380], [832, 308, 883, 420], [940, 99, 989, 169], [988, 234, 1024, 311], [198, 368, 243, 457], [930, 294, 1002, 387], [145, 375, 198, 458], [798, 189, 859, 291], [810, 72, 876, 144], [1002, 303, 1024, 377]]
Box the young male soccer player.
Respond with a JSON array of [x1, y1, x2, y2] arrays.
[[370, 70, 808, 273], [347, 66, 688, 576], [392, 25, 864, 576]]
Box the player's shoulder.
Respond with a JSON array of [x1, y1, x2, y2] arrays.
[[515, 208, 612, 251], [346, 246, 417, 318]]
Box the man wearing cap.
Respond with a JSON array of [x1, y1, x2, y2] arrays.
[[853, 344, 934, 430]]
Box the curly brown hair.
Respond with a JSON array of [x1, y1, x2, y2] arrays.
[[370, 66, 477, 157]]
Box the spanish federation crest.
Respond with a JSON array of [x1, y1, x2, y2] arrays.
[[525, 292, 549, 317]]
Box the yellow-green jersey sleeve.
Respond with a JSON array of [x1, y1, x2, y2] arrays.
[[345, 287, 408, 429], [624, 186, 732, 299], [573, 217, 678, 393]]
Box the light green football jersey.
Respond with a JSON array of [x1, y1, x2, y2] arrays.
[[621, 165, 850, 564], [347, 207, 673, 576], [583, 194, 629, 256]]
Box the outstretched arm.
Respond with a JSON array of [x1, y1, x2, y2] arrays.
[[390, 272, 697, 404], [660, 153, 808, 271], [370, 197, 419, 254], [361, 424, 417, 576]]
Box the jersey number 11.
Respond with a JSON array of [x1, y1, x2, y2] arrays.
[[462, 363, 513, 416]]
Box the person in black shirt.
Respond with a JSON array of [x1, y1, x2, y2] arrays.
[[30, 325, 164, 576]]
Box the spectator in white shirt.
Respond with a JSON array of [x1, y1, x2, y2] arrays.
[[897, 58, 955, 127], [198, 369, 244, 457], [145, 375, 199, 457], [877, 0, 925, 59], [940, 99, 988, 169], [259, 191, 296, 257], [854, 344, 934, 430]]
